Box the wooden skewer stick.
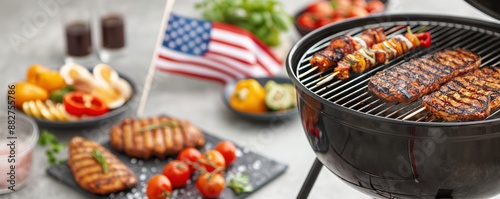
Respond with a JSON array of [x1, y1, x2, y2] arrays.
[[316, 72, 339, 86], [402, 107, 426, 120], [298, 66, 318, 79]]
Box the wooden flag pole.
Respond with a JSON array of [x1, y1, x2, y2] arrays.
[[136, 0, 176, 117]]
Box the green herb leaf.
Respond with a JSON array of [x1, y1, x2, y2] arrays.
[[39, 130, 65, 165], [38, 130, 56, 146], [91, 149, 108, 174], [229, 173, 253, 194]]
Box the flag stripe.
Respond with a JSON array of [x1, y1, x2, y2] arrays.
[[159, 48, 245, 79], [158, 68, 227, 84], [204, 52, 255, 77], [157, 59, 232, 84], [212, 22, 282, 65], [208, 40, 256, 65]]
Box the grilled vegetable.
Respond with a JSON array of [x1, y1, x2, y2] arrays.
[[22, 99, 73, 121], [368, 48, 481, 103], [265, 85, 295, 111], [264, 81, 297, 111], [68, 136, 137, 195], [63, 91, 109, 117], [416, 32, 432, 47], [230, 79, 267, 114], [26, 64, 66, 92], [49, 86, 74, 103], [14, 82, 49, 108]]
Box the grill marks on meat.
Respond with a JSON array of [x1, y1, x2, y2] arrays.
[[310, 36, 354, 72], [110, 116, 205, 159], [68, 136, 137, 195], [310, 27, 386, 72], [422, 67, 500, 121], [368, 48, 481, 103]]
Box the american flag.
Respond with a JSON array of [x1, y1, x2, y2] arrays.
[[156, 14, 283, 84]]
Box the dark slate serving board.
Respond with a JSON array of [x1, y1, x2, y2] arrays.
[[47, 132, 288, 199]]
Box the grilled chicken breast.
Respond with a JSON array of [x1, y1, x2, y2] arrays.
[[68, 136, 137, 195], [422, 67, 500, 121], [368, 48, 481, 103], [110, 116, 205, 159]]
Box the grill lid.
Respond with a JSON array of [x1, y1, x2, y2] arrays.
[[465, 0, 500, 20]]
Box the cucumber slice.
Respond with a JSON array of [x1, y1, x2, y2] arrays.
[[264, 80, 278, 92], [282, 83, 297, 108], [265, 85, 294, 111]]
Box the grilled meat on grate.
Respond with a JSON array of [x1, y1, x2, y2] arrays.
[[422, 67, 500, 121], [110, 116, 205, 159], [368, 48, 481, 103], [310, 27, 386, 72]]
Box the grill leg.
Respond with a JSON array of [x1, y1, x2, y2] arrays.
[[297, 158, 323, 199]]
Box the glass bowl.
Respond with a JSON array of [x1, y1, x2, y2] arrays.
[[0, 114, 38, 194]]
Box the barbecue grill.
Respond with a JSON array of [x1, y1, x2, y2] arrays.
[[286, 13, 500, 199]]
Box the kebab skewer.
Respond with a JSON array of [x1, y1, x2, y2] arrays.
[[299, 27, 387, 78], [316, 27, 432, 86]]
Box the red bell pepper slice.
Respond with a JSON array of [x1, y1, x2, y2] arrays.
[[416, 32, 432, 48], [63, 91, 108, 117]]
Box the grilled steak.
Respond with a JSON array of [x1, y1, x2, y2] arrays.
[[368, 48, 481, 103], [422, 67, 500, 121], [110, 116, 205, 159], [68, 136, 137, 195]]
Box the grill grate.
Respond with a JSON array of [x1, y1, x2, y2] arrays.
[[295, 21, 500, 122]]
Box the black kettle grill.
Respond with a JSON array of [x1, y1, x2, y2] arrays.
[[286, 1, 500, 198]]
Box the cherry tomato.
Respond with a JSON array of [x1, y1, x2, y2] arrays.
[[348, 6, 369, 18], [196, 173, 225, 199], [200, 150, 226, 173], [332, 0, 351, 17], [367, 0, 385, 13], [215, 141, 237, 166], [305, 1, 335, 17], [352, 0, 367, 8], [162, 160, 190, 188], [146, 174, 172, 199], [177, 147, 202, 174], [297, 12, 318, 29]]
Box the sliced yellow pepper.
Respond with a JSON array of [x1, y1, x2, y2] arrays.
[[229, 79, 267, 114]]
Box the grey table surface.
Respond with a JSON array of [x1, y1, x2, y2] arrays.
[[0, 0, 499, 199]]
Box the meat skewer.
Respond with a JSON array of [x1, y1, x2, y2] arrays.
[[316, 27, 432, 86], [368, 48, 481, 103], [298, 27, 387, 78]]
